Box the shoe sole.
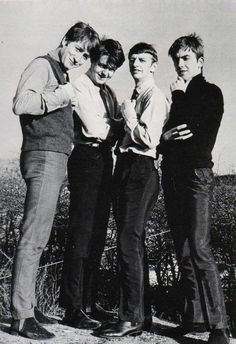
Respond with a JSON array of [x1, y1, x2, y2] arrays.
[[62, 321, 101, 330], [99, 330, 142, 338], [10, 330, 55, 340]]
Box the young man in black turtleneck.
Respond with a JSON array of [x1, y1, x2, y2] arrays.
[[160, 33, 229, 344]]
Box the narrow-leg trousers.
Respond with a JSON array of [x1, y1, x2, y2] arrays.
[[59, 145, 113, 311], [113, 153, 159, 323], [11, 150, 68, 319]]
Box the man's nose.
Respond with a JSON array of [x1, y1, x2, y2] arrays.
[[74, 53, 86, 64], [101, 69, 109, 77], [178, 59, 184, 67]]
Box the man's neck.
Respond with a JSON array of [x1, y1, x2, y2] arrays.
[[134, 75, 154, 88]]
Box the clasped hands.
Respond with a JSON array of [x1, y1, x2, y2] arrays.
[[120, 100, 137, 122], [170, 76, 188, 92], [60, 83, 78, 107]]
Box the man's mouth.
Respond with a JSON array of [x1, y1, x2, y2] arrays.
[[98, 74, 106, 79], [70, 58, 78, 66]]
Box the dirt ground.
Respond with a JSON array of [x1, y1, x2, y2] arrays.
[[0, 316, 235, 344]]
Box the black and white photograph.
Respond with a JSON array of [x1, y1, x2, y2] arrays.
[[0, 1, 235, 343]]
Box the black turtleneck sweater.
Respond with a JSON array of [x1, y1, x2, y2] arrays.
[[160, 74, 224, 172]]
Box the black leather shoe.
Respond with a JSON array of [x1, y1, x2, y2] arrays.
[[34, 307, 58, 324], [161, 323, 206, 337], [208, 329, 230, 344], [90, 303, 118, 321], [10, 317, 55, 340], [98, 320, 143, 338], [62, 308, 101, 330]]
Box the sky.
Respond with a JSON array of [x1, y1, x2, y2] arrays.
[[0, 0, 235, 174]]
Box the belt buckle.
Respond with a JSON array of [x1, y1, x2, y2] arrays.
[[90, 142, 100, 148]]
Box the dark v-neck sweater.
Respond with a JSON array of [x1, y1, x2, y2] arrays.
[[20, 55, 74, 155]]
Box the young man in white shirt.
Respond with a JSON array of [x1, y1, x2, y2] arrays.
[[59, 39, 125, 330], [98, 42, 169, 338]]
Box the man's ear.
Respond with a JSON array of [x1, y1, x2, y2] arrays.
[[198, 56, 204, 69], [150, 61, 158, 74]]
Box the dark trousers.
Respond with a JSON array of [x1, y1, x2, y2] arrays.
[[113, 153, 159, 323], [161, 167, 228, 330], [59, 144, 113, 311]]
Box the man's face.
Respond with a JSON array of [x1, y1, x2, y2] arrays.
[[129, 53, 156, 82], [60, 38, 90, 70], [173, 48, 204, 82], [89, 55, 116, 85]]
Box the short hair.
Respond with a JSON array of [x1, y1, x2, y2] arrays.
[[168, 33, 204, 60], [128, 42, 158, 63], [90, 39, 125, 69], [62, 21, 100, 52]]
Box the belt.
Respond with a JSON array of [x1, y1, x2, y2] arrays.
[[84, 142, 100, 148], [120, 150, 154, 160], [78, 141, 112, 150]]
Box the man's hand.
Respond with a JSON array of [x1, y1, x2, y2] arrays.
[[121, 100, 137, 121], [170, 77, 187, 92], [60, 83, 78, 107], [162, 124, 193, 141]]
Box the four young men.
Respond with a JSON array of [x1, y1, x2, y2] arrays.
[[11, 26, 229, 344]]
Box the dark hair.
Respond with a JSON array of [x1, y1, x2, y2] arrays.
[[62, 21, 100, 52], [128, 42, 158, 62], [90, 39, 125, 69], [168, 33, 204, 60]]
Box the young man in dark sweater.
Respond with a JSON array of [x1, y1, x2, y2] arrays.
[[10, 21, 99, 340], [160, 33, 229, 344]]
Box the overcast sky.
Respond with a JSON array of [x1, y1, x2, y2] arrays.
[[0, 0, 235, 174]]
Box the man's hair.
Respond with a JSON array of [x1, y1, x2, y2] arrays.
[[62, 21, 100, 52], [168, 33, 204, 60], [90, 39, 125, 69], [128, 42, 158, 63]]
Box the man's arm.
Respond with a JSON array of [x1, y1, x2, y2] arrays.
[[13, 58, 72, 116]]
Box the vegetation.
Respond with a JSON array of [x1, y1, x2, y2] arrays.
[[0, 159, 235, 336]]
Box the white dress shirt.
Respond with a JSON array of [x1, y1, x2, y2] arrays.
[[73, 73, 114, 145], [119, 78, 170, 158]]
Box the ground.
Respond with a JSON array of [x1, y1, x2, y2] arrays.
[[0, 317, 235, 344]]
